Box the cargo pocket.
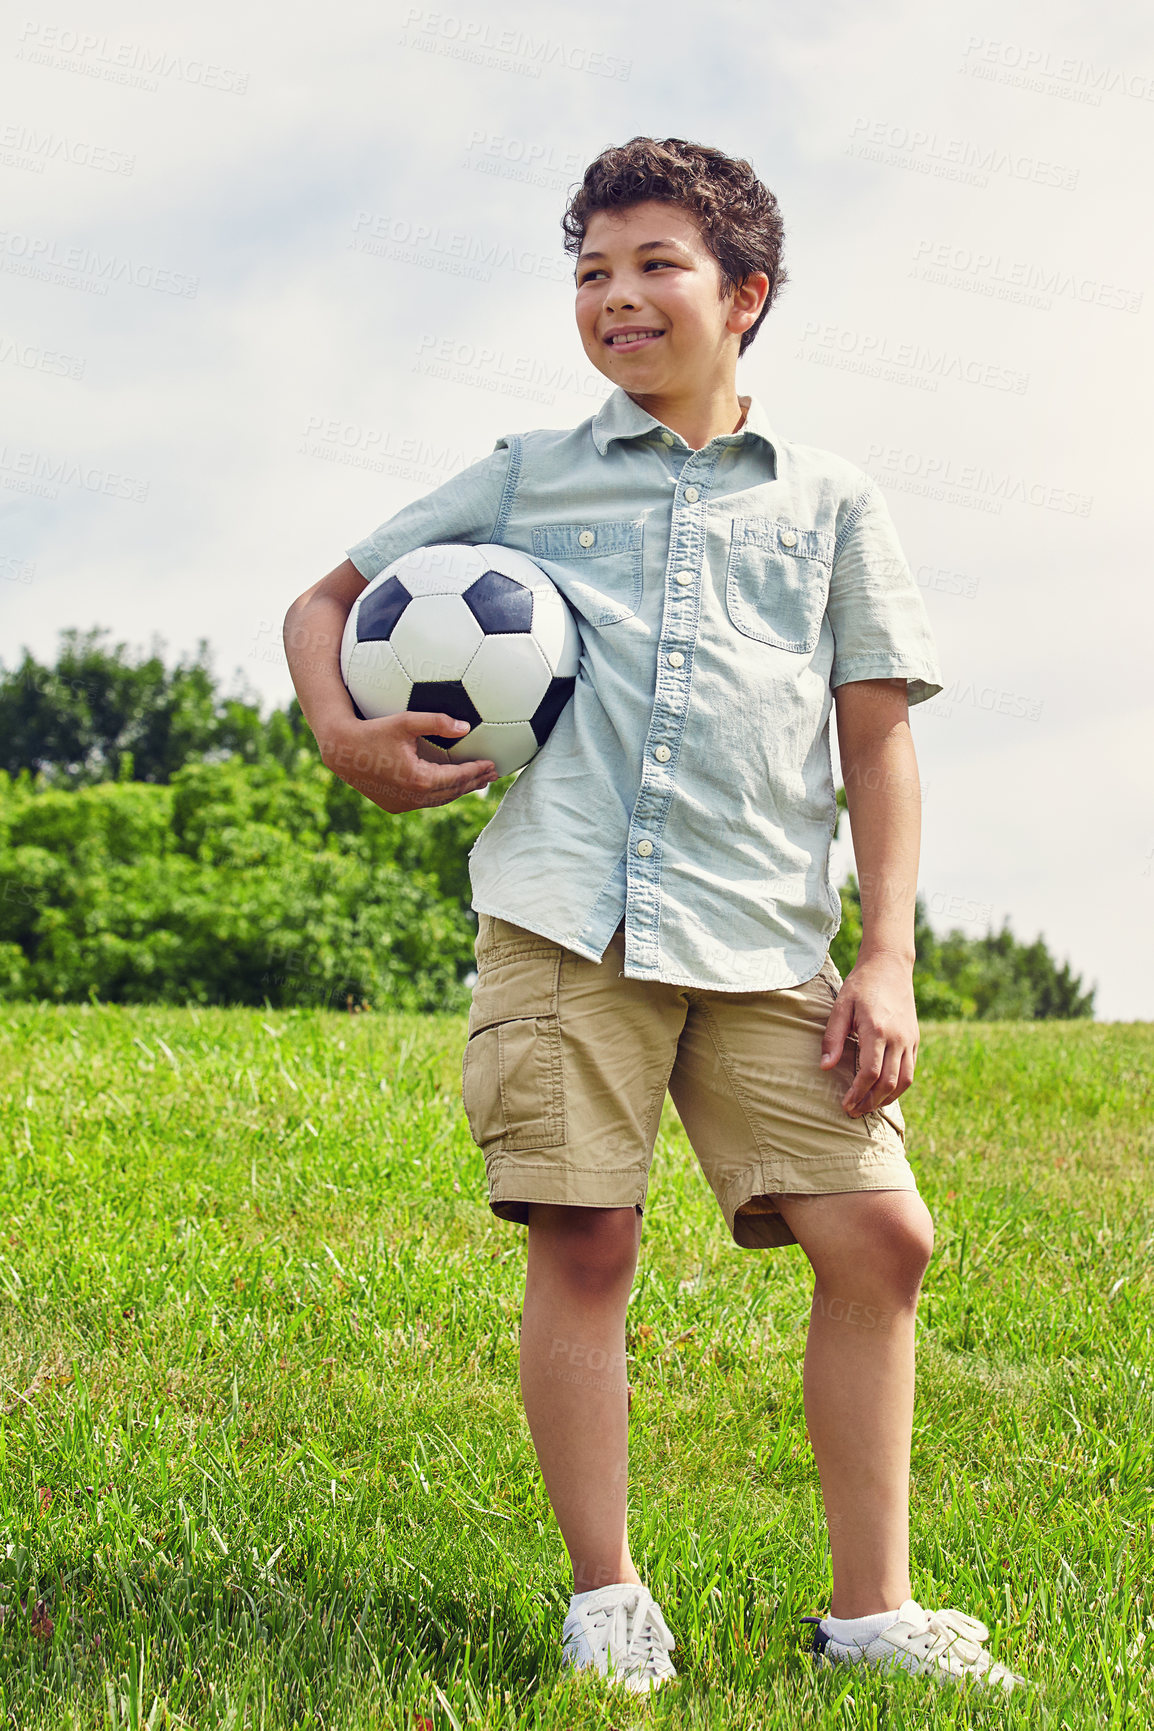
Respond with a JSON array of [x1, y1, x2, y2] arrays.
[[812, 957, 906, 1143], [866, 1096, 907, 1143], [461, 930, 566, 1151]]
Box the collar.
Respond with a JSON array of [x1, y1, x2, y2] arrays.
[[590, 386, 779, 458]]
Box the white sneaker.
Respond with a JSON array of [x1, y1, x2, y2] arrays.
[[561, 1582, 678, 1694], [804, 1598, 1028, 1693]]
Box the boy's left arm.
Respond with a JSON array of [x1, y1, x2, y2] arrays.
[[823, 677, 922, 1118]]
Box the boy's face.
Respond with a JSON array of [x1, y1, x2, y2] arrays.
[[574, 199, 763, 401]]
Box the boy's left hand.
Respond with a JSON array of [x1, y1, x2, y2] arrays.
[[819, 953, 919, 1118]]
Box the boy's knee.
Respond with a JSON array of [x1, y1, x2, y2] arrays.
[[529, 1203, 641, 1295], [872, 1195, 935, 1289], [818, 1195, 932, 1305]]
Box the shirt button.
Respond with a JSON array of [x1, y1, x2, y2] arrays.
[[683, 486, 700, 502], [780, 529, 797, 547], [578, 529, 595, 548], [666, 651, 684, 667], [660, 431, 674, 446], [675, 571, 693, 586], [653, 745, 671, 763], [636, 838, 654, 857]]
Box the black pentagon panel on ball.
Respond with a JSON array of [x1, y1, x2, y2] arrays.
[[530, 676, 576, 746], [409, 680, 482, 748], [356, 575, 411, 643], [463, 569, 534, 634]]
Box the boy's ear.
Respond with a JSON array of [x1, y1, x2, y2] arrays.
[[728, 271, 770, 335]]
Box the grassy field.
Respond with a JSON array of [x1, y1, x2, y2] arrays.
[[0, 1003, 1150, 1730]]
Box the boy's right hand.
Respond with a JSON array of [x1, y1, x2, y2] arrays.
[[283, 560, 497, 812], [320, 712, 499, 812]]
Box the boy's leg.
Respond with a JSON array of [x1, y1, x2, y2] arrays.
[[770, 1188, 934, 1618], [464, 917, 687, 1598], [662, 960, 932, 1620], [519, 1201, 644, 1596]]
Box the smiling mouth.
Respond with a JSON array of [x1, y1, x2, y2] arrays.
[[604, 329, 665, 348]]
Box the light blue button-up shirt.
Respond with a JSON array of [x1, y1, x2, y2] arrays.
[[347, 387, 943, 991]]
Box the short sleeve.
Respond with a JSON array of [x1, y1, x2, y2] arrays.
[[827, 481, 943, 705], [345, 438, 514, 581]]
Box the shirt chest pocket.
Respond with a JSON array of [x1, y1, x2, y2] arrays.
[[530, 519, 644, 626], [726, 518, 834, 653]]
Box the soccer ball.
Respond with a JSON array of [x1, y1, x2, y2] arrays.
[[340, 543, 580, 778]]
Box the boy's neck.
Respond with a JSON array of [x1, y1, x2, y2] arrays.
[[624, 384, 748, 451]]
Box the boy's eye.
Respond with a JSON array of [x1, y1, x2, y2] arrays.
[[576, 259, 678, 286]]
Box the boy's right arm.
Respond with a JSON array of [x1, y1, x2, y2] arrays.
[[283, 558, 499, 813]]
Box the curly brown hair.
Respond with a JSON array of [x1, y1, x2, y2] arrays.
[[562, 136, 788, 356]]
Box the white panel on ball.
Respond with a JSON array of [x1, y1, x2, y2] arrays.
[[472, 543, 544, 586], [449, 720, 540, 777], [389, 594, 485, 682], [395, 544, 488, 597], [530, 588, 581, 678], [343, 640, 412, 718], [462, 635, 552, 721]]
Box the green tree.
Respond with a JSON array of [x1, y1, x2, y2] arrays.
[[0, 646, 1098, 1019], [832, 874, 1094, 1021], [0, 629, 313, 786]]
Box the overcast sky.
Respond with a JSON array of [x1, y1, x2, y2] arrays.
[[4, 0, 1152, 1018]]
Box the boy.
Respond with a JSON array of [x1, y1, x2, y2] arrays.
[[284, 137, 1025, 1696]]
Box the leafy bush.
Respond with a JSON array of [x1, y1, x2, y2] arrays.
[[0, 759, 498, 1010], [0, 633, 1095, 1018]]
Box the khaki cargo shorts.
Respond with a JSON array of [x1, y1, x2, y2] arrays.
[[460, 914, 919, 1250]]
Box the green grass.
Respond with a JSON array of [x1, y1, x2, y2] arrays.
[[0, 1004, 1151, 1729]]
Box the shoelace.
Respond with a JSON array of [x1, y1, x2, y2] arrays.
[[899, 1606, 995, 1672], [585, 1587, 676, 1677]]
